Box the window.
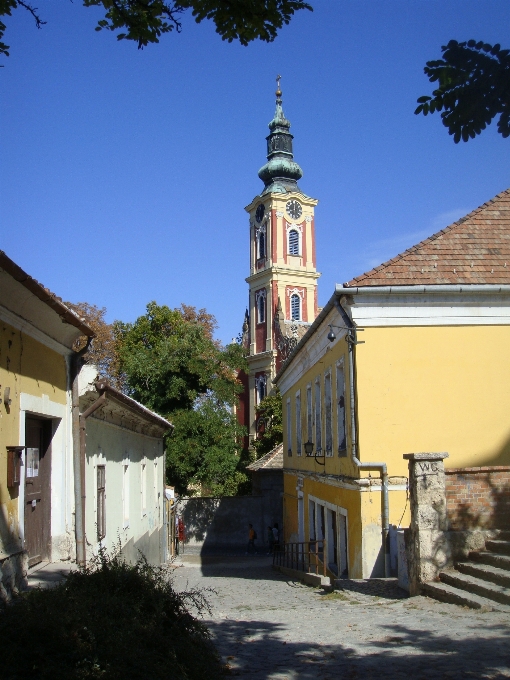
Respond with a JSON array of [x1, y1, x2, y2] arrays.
[[288, 229, 299, 255], [295, 391, 302, 455], [141, 461, 147, 517], [256, 374, 267, 405], [257, 291, 266, 324], [315, 377, 322, 454], [336, 362, 347, 454], [291, 294, 300, 321], [123, 461, 130, 528], [306, 384, 313, 452], [97, 465, 106, 541], [258, 231, 266, 259], [286, 397, 292, 456], [324, 371, 333, 456]]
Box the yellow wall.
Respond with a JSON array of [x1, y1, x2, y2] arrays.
[[356, 325, 510, 475], [0, 320, 68, 556]]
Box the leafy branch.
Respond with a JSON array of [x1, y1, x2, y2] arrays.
[[416, 39, 510, 142]]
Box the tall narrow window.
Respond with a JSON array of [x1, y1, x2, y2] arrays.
[[258, 231, 266, 259], [336, 362, 347, 454], [291, 294, 300, 321], [315, 377, 322, 454], [286, 397, 292, 456], [324, 371, 333, 456], [288, 229, 299, 255], [141, 461, 147, 517], [295, 391, 302, 455], [123, 458, 130, 528], [256, 374, 267, 405], [97, 465, 106, 541], [257, 292, 266, 323], [306, 384, 313, 453]]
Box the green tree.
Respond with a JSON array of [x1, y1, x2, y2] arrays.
[[0, 0, 312, 58], [416, 39, 510, 142], [252, 389, 283, 458], [116, 301, 249, 496]]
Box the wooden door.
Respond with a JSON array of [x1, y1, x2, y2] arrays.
[[24, 417, 52, 567]]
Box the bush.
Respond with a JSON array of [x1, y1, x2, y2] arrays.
[[0, 549, 224, 679]]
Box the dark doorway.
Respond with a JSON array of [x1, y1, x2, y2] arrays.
[[24, 417, 52, 567]]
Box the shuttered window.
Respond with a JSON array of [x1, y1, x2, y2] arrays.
[[97, 465, 106, 540], [258, 232, 266, 259], [306, 384, 313, 452], [288, 229, 299, 255], [325, 372, 333, 456], [291, 294, 300, 320], [258, 294, 265, 323], [295, 392, 302, 455], [336, 363, 347, 453], [315, 378, 322, 453]]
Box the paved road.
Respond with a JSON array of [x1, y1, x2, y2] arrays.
[[172, 555, 510, 680]]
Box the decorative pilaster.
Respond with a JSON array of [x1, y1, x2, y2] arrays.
[[403, 452, 451, 595]]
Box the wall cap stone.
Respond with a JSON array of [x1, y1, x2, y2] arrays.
[[403, 452, 449, 461]]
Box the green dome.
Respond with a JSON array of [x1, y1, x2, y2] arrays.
[[258, 89, 303, 195]]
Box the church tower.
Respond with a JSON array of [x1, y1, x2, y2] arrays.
[[241, 79, 320, 446]]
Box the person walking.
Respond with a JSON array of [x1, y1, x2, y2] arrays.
[[267, 526, 275, 554], [246, 523, 257, 554]]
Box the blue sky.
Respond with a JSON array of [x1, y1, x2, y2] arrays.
[[2, 1, 510, 344]]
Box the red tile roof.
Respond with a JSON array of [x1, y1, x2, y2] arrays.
[[345, 188, 510, 287]]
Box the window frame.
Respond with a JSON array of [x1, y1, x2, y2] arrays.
[[324, 369, 333, 457], [97, 464, 106, 541], [290, 293, 301, 321], [336, 359, 347, 455], [295, 390, 302, 456], [288, 228, 300, 256], [314, 376, 322, 454]]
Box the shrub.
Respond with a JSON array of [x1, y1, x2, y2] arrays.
[[0, 549, 224, 679]]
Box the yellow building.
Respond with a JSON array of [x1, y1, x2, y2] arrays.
[[275, 188, 510, 579], [0, 252, 94, 597]]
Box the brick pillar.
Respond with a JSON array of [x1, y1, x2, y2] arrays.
[[403, 452, 451, 595]]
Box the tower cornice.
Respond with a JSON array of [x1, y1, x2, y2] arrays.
[[246, 267, 321, 285], [245, 192, 318, 213]]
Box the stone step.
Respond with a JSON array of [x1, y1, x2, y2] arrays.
[[439, 570, 510, 607], [456, 561, 510, 588], [497, 530, 510, 541], [469, 550, 510, 571], [421, 581, 500, 611], [486, 539, 510, 556]]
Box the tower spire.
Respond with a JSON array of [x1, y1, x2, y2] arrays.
[[258, 76, 303, 195]]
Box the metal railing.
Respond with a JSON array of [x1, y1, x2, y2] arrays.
[[273, 540, 327, 577]]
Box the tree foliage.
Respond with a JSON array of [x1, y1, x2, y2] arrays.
[[416, 39, 510, 142], [252, 389, 282, 458], [116, 301, 249, 496], [0, 0, 312, 57], [66, 301, 125, 389]]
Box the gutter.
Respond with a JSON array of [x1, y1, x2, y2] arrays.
[[334, 296, 390, 578], [336, 284, 510, 295]]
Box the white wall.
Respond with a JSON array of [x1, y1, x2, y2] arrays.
[[84, 417, 165, 565]]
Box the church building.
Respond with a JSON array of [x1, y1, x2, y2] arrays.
[[239, 82, 320, 447]]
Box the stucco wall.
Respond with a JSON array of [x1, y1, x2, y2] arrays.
[[84, 417, 165, 565], [0, 319, 72, 567]]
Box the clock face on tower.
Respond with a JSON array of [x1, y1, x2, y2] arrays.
[[286, 200, 302, 220], [255, 204, 265, 223]]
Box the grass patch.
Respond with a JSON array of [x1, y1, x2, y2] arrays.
[[320, 591, 356, 602], [0, 547, 223, 680]]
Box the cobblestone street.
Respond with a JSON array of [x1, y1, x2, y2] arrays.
[[172, 555, 510, 679]]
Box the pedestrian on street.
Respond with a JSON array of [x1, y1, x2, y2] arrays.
[[272, 523, 280, 551], [246, 523, 257, 554], [267, 526, 275, 554]]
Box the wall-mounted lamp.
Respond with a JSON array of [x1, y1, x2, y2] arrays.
[[4, 386, 11, 407], [327, 324, 365, 344], [304, 440, 314, 456]]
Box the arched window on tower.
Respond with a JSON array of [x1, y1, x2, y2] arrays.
[[256, 375, 267, 405], [291, 293, 301, 321], [288, 229, 299, 256], [257, 293, 266, 324], [258, 231, 266, 259]]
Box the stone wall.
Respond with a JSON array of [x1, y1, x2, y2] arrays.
[[445, 466, 510, 531], [0, 550, 27, 603], [178, 495, 281, 553]]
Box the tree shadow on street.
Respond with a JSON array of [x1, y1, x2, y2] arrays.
[[206, 616, 510, 679]]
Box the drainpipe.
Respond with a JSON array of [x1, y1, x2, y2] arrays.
[[77, 388, 107, 566], [71, 342, 91, 568], [334, 297, 390, 577]]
